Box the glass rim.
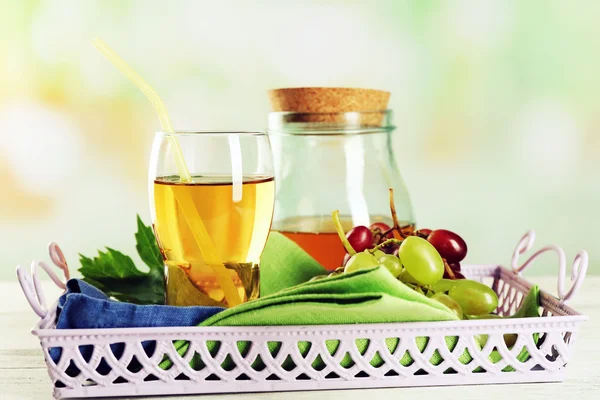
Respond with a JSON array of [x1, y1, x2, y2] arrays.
[[157, 130, 267, 137]]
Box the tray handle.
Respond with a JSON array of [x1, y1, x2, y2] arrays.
[[16, 242, 70, 318], [511, 230, 588, 305]]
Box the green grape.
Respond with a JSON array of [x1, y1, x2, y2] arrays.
[[398, 236, 444, 285], [308, 275, 328, 282], [377, 254, 402, 277], [431, 293, 463, 319], [398, 269, 420, 285], [448, 280, 499, 316], [344, 251, 379, 274], [466, 313, 502, 320], [431, 279, 459, 294], [372, 249, 385, 259]]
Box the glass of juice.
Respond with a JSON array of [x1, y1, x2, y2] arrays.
[[149, 131, 275, 307]]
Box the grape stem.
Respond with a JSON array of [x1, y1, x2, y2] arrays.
[[443, 258, 457, 280], [371, 227, 385, 245], [370, 238, 403, 252], [388, 188, 406, 239], [331, 210, 357, 255]]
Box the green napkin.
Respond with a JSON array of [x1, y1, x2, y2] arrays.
[[205, 265, 459, 326], [160, 233, 540, 371], [259, 232, 327, 297]]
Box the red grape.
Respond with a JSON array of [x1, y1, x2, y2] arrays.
[[416, 228, 432, 239], [444, 269, 465, 279], [443, 261, 464, 279], [427, 229, 467, 263], [381, 243, 399, 255], [449, 262, 461, 272], [346, 225, 373, 253], [369, 222, 393, 241]]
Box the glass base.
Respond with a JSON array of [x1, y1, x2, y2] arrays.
[[164, 262, 259, 307]]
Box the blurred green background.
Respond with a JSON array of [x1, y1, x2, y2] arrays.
[[1, 0, 598, 279]]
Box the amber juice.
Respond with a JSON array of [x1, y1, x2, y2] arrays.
[[153, 175, 275, 307], [275, 216, 415, 271]]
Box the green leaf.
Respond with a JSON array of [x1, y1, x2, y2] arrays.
[[88, 276, 164, 304], [78, 216, 165, 305], [135, 214, 164, 273], [79, 254, 97, 277], [80, 276, 108, 292], [79, 248, 146, 280]]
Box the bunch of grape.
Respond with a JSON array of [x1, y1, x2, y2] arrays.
[[311, 190, 500, 321]]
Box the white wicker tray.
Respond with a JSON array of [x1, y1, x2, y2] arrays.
[[17, 231, 588, 399]]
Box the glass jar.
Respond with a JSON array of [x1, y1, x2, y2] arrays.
[[268, 110, 415, 270]]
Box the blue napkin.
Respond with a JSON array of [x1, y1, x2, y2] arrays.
[[51, 279, 224, 367], [56, 279, 224, 330]]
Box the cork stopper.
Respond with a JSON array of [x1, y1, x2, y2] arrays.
[[268, 87, 390, 126]]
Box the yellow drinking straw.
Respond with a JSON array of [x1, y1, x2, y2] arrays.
[[92, 38, 242, 307], [91, 38, 191, 182]]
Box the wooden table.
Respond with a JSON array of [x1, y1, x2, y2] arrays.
[[1, 277, 598, 400]]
